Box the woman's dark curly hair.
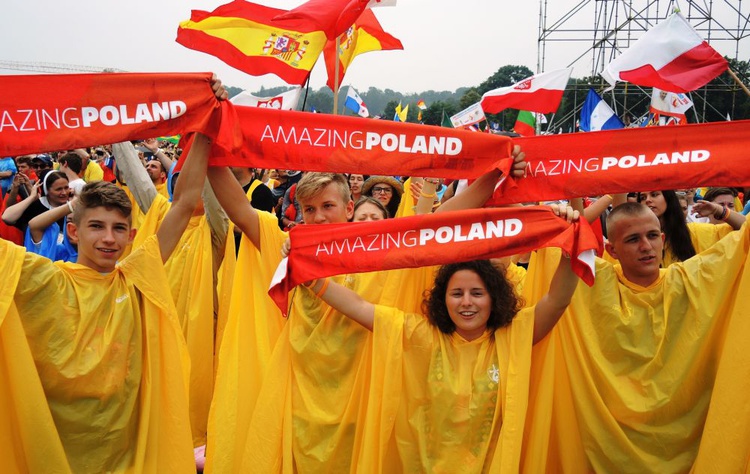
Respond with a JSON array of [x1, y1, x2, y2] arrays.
[[422, 260, 523, 335], [639, 190, 696, 262]]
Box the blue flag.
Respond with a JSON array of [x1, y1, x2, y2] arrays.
[[579, 89, 624, 132]]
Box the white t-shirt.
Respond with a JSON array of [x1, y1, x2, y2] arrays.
[[69, 178, 86, 196]]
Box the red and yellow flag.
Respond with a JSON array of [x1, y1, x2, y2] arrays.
[[324, 8, 403, 91], [275, 0, 371, 39], [176, 1, 328, 85]]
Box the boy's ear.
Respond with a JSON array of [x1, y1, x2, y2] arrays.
[[67, 221, 79, 245], [128, 228, 137, 244], [604, 241, 618, 260]]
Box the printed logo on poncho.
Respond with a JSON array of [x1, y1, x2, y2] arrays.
[[487, 364, 500, 383]]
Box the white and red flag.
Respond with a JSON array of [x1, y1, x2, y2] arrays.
[[649, 88, 693, 122], [601, 12, 728, 93], [480, 68, 572, 114], [230, 87, 302, 110]]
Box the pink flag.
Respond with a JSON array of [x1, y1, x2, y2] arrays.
[[480, 68, 572, 114], [601, 13, 728, 93]]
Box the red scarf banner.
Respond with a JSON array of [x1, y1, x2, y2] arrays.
[[212, 104, 515, 179], [0, 73, 226, 156], [268, 206, 599, 313], [493, 120, 750, 204]]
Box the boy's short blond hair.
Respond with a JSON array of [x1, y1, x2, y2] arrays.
[[295, 173, 351, 204], [71, 181, 132, 225]]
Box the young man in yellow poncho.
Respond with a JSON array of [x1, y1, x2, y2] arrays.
[[0, 77, 228, 473], [521, 202, 750, 472], [205, 149, 528, 473]]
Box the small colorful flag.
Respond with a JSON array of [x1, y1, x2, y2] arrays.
[[230, 87, 302, 110], [579, 89, 624, 132], [441, 110, 453, 128], [649, 88, 693, 122], [416, 99, 427, 110], [513, 110, 536, 136], [480, 68, 572, 114], [450, 102, 486, 128], [344, 86, 369, 117], [157, 135, 181, 145], [394, 102, 408, 122]]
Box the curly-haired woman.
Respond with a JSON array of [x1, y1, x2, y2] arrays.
[[295, 205, 581, 472]]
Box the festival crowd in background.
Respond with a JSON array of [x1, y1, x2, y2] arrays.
[[2, 77, 750, 473]]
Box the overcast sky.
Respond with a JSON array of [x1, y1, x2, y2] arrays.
[[1, 0, 747, 94]]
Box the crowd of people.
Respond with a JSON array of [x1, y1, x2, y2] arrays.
[[1, 76, 750, 473]]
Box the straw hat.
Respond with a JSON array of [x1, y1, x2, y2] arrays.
[[362, 176, 404, 197]]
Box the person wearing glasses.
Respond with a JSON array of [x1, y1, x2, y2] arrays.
[[362, 176, 403, 219]]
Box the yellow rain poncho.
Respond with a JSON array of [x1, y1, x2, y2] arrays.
[[357, 306, 534, 473], [661, 222, 734, 267], [521, 224, 750, 472], [129, 194, 216, 447], [206, 211, 289, 473], [0, 242, 70, 473], [214, 178, 262, 355], [121, 191, 171, 259], [164, 214, 215, 447], [0, 235, 193, 473]]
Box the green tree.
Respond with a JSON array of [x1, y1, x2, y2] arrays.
[[477, 65, 534, 95], [459, 89, 481, 110]]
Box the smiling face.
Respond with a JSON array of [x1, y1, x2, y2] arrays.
[[444, 269, 492, 341], [299, 182, 353, 224], [605, 211, 664, 287], [639, 191, 667, 218], [67, 206, 135, 273], [46, 176, 70, 207]]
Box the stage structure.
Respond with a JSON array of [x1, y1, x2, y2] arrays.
[[537, 0, 750, 131]]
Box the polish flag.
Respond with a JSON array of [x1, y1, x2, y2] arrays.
[[480, 68, 572, 114], [601, 13, 728, 93], [230, 87, 302, 110]]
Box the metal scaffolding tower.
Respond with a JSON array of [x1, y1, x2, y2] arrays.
[[0, 60, 126, 74], [537, 0, 750, 129]]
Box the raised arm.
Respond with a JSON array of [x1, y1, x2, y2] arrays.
[[305, 277, 375, 331], [692, 199, 746, 230], [2, 182, 40, 225], [142, 138, 175, 171], [28, 197, 75, 242], [5, 173, 32, 208], [111, 141, 157, 214], [436, 144, 527, 214], [156, 133, 210, 263], [207, 167, 262, 249], [532, 204, 581, 344]]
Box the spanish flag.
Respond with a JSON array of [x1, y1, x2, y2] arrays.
[[176, 1, 328, 85], [275, 0, 371, 39], [324, 8, 403, 91]]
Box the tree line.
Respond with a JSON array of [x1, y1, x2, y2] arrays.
[[229, 59, 750, 132]]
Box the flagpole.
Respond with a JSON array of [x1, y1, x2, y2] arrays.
[[333, 37, 341, 115], [727, 67, 750, 98], [301, 75, 311, 112]]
